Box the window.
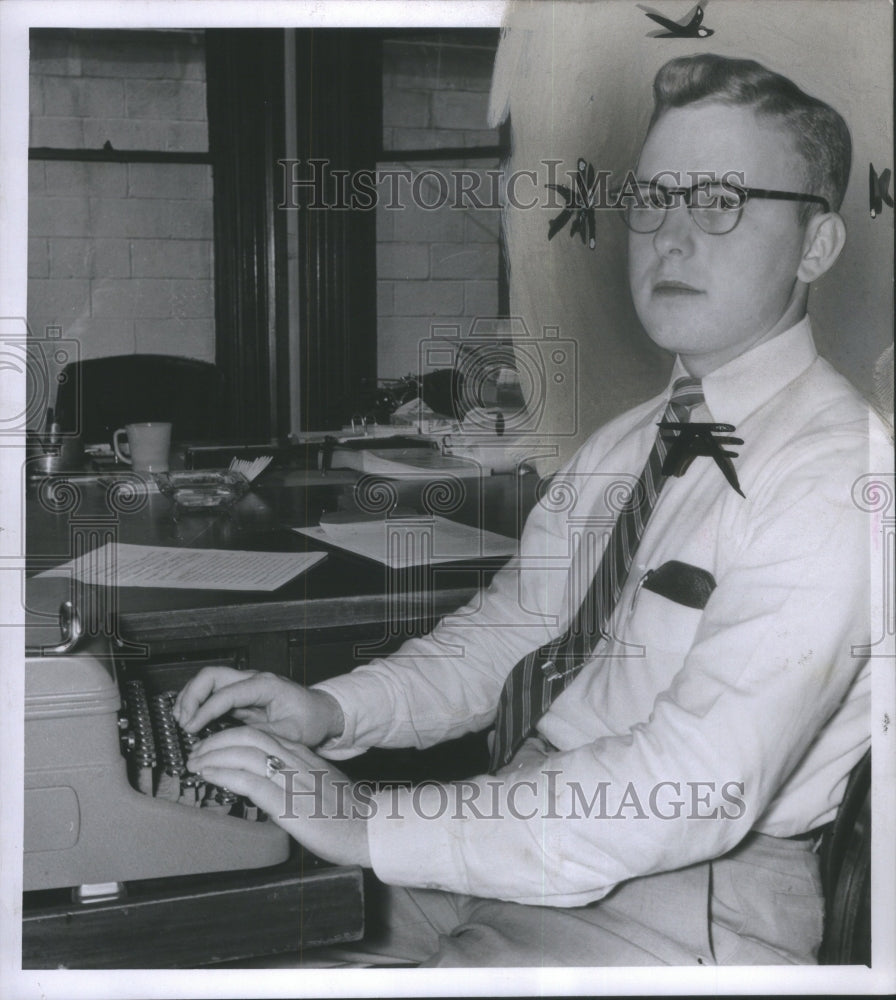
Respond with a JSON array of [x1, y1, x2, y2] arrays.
[[289, 28, 507, 431], [377, 31, 507, 381], [28, 29, 215, 380], [28, 28, 506, 438], [29, 28, 289, 442]]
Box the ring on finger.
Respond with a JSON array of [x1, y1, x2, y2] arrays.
[[265, 754, 287, 778]]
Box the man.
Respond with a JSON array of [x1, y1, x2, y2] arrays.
[[174, 55, 888, 965]]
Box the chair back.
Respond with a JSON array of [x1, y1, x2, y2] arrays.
[[54, 355, 225, 445], [819, 749, 871, 965]]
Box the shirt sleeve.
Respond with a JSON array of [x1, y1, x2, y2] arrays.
[[363, 423, 879, 905]]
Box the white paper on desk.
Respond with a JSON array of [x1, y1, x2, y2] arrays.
[[293, 516, 517, 568], [37, 542, 327, 591]]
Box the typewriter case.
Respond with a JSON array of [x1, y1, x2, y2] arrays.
[[24, 644, 290, 893]]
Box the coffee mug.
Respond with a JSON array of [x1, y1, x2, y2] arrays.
[[113, 422, 172, 473]]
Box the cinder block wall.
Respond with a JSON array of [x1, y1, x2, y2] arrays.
[[27, 30, 215, 373], [377, 37, 502, 380]]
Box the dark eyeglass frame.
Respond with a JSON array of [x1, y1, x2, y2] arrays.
[[617, 180, 831, 235]]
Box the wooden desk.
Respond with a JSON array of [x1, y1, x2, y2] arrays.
[[26, 469, 536, 674], [22, 852, 364, 970], [23, 467, 537, 967]]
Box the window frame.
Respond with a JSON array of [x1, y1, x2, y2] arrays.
[[29, 27, 509, 439], [28, 27, 290, 444], [377, 28, 510, 319]]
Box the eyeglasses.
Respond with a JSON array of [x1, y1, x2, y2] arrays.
[[616, 180, 830, 235]]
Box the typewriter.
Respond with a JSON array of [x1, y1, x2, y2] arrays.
[[23, 633, 290, 896]]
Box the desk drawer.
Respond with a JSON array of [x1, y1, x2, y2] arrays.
[[23, 861, 364, 969]]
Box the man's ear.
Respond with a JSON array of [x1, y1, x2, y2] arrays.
[[797, 212, 847, 283]]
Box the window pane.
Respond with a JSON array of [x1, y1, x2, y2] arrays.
[[382, 35, 500, 152], [28, 160, 215, 362], [28, 29, 215, 379], [376, 159, 502, 380], [29, 28, 208, 152]]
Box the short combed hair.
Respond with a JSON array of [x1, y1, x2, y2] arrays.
[[650, 54, 852, 218]]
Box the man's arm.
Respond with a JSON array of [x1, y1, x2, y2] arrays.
[[311, 414, 649, 758], [185, 428, 872, 886], [358, 429, 878, 904]]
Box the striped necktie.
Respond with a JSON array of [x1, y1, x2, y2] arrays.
[[489, 376, 704, 772]]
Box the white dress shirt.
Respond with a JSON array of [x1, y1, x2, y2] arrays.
[[314, 317, 891, 906]]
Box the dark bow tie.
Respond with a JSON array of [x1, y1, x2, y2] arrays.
[[659, 421, 745, 497]]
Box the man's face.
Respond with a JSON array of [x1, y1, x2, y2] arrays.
[[628, 102, 812, 374]]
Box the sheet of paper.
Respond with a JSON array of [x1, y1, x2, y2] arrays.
[[37, 542, 327, 591], [294, 515, 517, 568]]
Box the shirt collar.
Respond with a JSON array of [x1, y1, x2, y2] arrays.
[[668, 315, 818, 425]]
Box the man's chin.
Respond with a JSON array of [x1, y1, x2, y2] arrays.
[[635, 300, 713, 351], [643, 326, 710, 355]]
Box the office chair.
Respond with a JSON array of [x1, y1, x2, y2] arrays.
[[53, 354, 226, 445], [819, 749, 871, 965]]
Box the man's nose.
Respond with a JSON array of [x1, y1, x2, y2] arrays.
[[652, 203, 694, 256]]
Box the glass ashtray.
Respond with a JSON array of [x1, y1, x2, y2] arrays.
[[154, 470, 251, 511]]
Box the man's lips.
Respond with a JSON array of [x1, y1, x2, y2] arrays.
[[652, 279, 704, 295]]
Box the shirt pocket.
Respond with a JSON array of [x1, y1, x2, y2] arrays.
[[623, 585, 706, 659]]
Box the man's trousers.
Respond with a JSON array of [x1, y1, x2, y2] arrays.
[[335, 830, 824, 967]]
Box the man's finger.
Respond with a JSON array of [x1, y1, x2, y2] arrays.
[[189, 725, 287, 760], [190, 726, 334, 773], [284, 740, 329, 770], [179, 674, 271, 733], [194, 754, 366, 867], [196, 765, 283, 818], [189, 746, 319, 815], [173, 665, 249, 725], [188, 744, 269, 777]]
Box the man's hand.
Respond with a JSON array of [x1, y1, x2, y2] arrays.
[[184, 726, 370, 868], [173, 666, 344, 749]]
